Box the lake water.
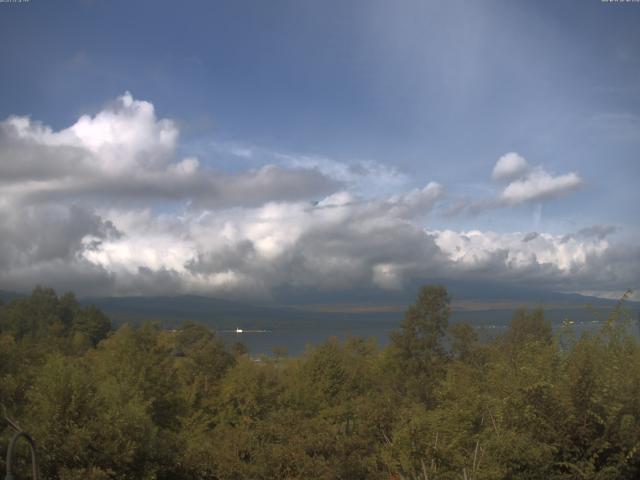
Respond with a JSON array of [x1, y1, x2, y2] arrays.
[[219, 307, 640, 356]]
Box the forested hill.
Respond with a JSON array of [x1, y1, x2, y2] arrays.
[[1, 285, 640, 479], [82, 288, 637, 328], [2, 286, 634, 329]]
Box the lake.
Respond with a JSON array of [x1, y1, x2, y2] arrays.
[[219, 307, 640, 356]]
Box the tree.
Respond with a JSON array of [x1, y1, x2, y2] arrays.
[[389, 284, 451, 404], [503, 307, 552, 347], [449, 322, 480, 364], [3, 284, 640, 479], [72, 305, 112, 346]]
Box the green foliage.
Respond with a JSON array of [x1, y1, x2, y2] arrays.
[[504, 307, 552, 347], [1, 285, 640, 479], [0, 286, 112, 346], [392, 284, 451, 359], [389, 284, 451, 405]]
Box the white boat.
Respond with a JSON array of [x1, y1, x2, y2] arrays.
[[235, 328, 243, 334]]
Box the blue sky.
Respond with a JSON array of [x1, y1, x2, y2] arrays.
[[0, 0, 638, 299]]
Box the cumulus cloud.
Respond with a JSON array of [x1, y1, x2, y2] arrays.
[[0, 92, 338, 208], [0, 204, 119, 270], [493, 153, 584, 205], [0, 202, 118, 294], [462, 153, 585, 214], [0, 92, 453, 296], [468, 152, 584, 210], [67, 199, 637, 298], [0, 186, 635, 298], [492, 152, 530, 181], [500, 168, 583, 205], [431, 228, 639, 293], [0, 94, 635, 299], [78, 184, 447, 297]]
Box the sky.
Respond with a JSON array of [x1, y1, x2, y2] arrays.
[[0, 0, 638, 300]]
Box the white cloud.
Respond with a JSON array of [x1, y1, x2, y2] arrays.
[[500, 168, 583, 205], [0, 92, 337, 208], [77, 183, 447, 297], [0, 182, 635, 298], [431, 228, 639, 293], [485, 153, 584, 207], [5, 92, 177, 174], [0, 95, 634, 299], [64, 194, 637, 298], [461, 153, 584, 214], [0, 86, 450, 297], [492, 152, 530, 181], [433, 229, 607, 273]]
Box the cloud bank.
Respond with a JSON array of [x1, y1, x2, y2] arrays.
[[0, 93, 635, 299]]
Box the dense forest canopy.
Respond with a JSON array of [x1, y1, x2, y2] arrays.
[[1, 286, 639, 479]]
